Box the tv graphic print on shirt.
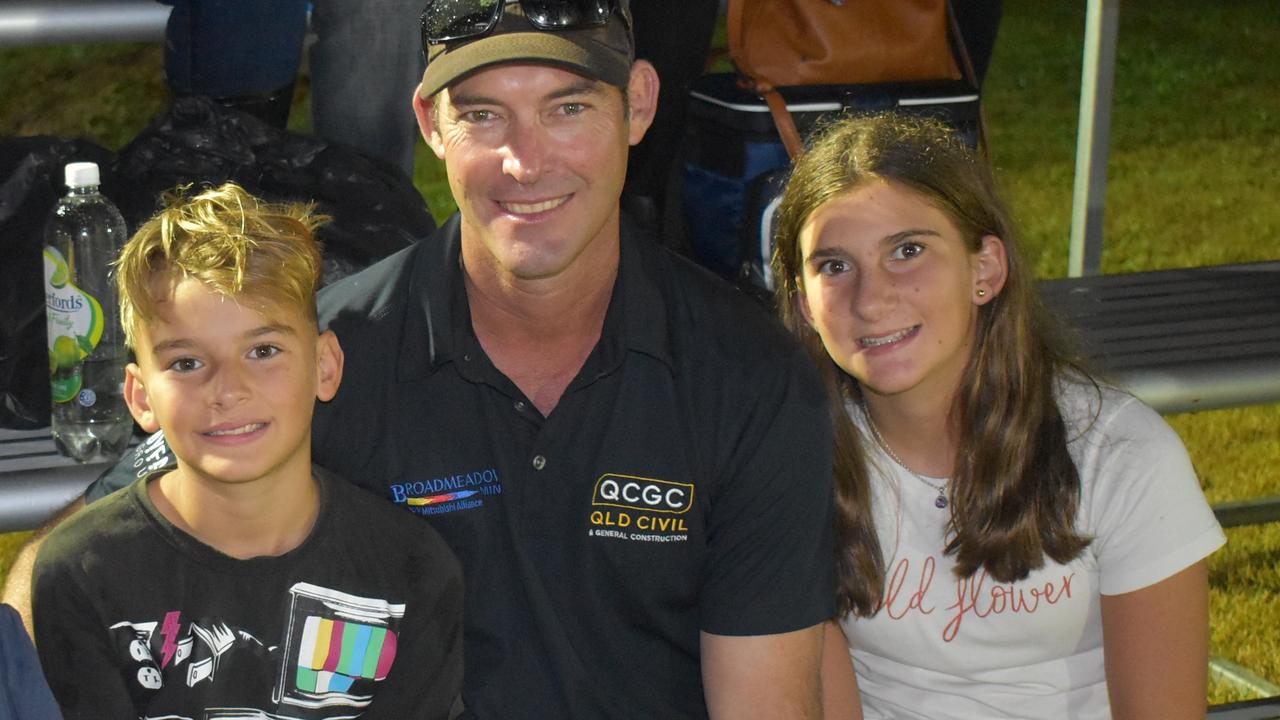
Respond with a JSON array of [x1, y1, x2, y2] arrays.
[[275, 583, 403, 708], [107, 582, 404, 719]]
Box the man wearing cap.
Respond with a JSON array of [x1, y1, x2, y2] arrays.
[[6, 2, 837, 717]]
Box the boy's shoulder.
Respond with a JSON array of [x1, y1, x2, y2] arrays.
[[37, 478, 153, 574]]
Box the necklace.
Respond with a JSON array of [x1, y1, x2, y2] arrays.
[[862, 403, 949, 509]]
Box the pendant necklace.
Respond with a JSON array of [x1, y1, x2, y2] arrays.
[[862, 402, 949, 509]]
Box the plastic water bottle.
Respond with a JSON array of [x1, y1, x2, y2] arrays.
[[42, 162, 133, 463]]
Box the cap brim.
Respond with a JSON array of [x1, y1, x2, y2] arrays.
[[420, 30, 632, 99]]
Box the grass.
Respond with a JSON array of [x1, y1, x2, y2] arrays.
[[2, 0, 1277, 704]]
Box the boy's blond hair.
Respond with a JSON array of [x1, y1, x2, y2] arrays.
[[116, 182, 328, 349]]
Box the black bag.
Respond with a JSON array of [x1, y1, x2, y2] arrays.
[[1, 98, 436, 429], [113, 96, 433, 285]]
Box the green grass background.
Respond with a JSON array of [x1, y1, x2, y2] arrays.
[[2, 0, 1277, 704]]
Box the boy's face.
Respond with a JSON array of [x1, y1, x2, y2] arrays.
[[124, 277, 342, 488]]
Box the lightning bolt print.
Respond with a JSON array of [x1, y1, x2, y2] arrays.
[[160, 610, 181, 668]]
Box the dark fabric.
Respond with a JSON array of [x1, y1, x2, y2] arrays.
[[625, 0, 720, 226], [37, 468, 462, 720], [951, 0, 1004, 86], [311, 215, 836, 719], [0, 604, 62, 720], [112, 96, 429, 286], [162, 0, 309, 98], [89, 216, 837, 719]]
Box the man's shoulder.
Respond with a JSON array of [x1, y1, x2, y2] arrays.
[[318, 216, 459, 324], [318, 469, 461, 572], [317, 240, 424, 328], [647, 245, 804, 364]]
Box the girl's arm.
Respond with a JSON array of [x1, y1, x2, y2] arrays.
[[1100, 560, 1210, 720], [820, 620, 863, 719]]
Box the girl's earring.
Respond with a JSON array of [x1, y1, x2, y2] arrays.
[[976, 288, 988, 297]]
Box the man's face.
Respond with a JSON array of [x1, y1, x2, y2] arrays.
[[420, 63, 655, 284]]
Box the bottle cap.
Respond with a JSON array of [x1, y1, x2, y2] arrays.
[[64, 162, 100, 188]]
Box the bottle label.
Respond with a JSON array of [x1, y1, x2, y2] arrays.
[[43, 247, 105, 404]]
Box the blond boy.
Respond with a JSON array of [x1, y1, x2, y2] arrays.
[[32, 183, 462, 720]]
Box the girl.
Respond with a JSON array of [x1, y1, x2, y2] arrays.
[[772, 114, 1225, 719]]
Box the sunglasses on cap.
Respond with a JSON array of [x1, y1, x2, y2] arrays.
[[421, 0, 621, 47]]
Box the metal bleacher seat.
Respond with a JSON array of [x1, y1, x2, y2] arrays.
[[0, 429, 111, 533], [1040, 260, 1280, 415], [1208, 696, 1280, 719]]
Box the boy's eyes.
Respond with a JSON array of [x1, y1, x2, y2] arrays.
[[248, 344, 281, 360], [162, 344, 279, 371], [167, 357, 203, 373]]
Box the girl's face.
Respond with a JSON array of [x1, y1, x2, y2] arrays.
[[796, 180, 1006, 406]]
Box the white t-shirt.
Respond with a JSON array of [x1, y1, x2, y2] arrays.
[[841, 382, 1226, 720]]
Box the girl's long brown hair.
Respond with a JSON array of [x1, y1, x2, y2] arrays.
[[772, 114, 1092, 617]]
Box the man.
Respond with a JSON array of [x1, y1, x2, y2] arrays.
[[8, 2, 837, 717]]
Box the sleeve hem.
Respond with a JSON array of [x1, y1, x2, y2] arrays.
[[701, 602, 837, 637], [1100, 526, 1226, 596]]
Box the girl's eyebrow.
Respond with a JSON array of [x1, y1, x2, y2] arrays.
[[806, 229, 942, 261], [806, 246, 850, 262], [882, 229, 942, 245]]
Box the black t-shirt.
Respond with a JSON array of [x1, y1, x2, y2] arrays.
[[91, 216, 837, 719], [37, 468, 463, 720]]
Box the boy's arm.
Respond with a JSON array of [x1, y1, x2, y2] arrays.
[[5, 430, 175, 637], [361, 558, 466, 720], [2, 495, 85, 638], [32, 539, 139, 719]]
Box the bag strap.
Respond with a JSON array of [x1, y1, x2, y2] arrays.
[[944, 1, 990, 154], [727, 0, 802, 158], [763, 87, 806, 159]]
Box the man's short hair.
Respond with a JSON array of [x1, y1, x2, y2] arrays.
[[115, 182, 328, 349]]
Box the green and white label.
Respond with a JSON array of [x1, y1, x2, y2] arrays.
[[43, 247, 104, 404]]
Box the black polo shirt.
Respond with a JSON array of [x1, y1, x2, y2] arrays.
[[92, 215, 836, 719]]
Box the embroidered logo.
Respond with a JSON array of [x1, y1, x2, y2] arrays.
[[389, 467, 502, 516], [589, 474, 694, 543], [591, 474, 693, 514]]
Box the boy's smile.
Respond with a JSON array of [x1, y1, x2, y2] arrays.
[[124, 277, 342, 491]]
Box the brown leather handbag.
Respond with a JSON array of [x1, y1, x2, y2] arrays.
[[727, 0, 973, 157]]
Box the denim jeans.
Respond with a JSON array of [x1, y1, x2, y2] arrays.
[[310, 0, 425, 176]]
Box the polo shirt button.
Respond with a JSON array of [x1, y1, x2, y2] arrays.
[[531, 455, 546, 470], [462, 354, 472, 362], [514, 400, 526, 412]]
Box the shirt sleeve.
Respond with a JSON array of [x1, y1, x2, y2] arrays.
[[0, 604, 62, 719], [32, 537, 139, 720], [699, 344, 837, 635], [85, 430, 174, 504], [1080, 393, 1226, 596], [359, 535, 465, 720]]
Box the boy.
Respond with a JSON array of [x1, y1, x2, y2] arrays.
[[31, 183, 463, 720]]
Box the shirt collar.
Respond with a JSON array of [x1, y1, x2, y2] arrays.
[[395, 213, 674, 381]]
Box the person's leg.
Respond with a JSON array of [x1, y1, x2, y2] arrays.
[[951, 0, 1004, 87], [624, 0, 720, 247], [163, 0, 308, 126], [309, 0, 425, 176]]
